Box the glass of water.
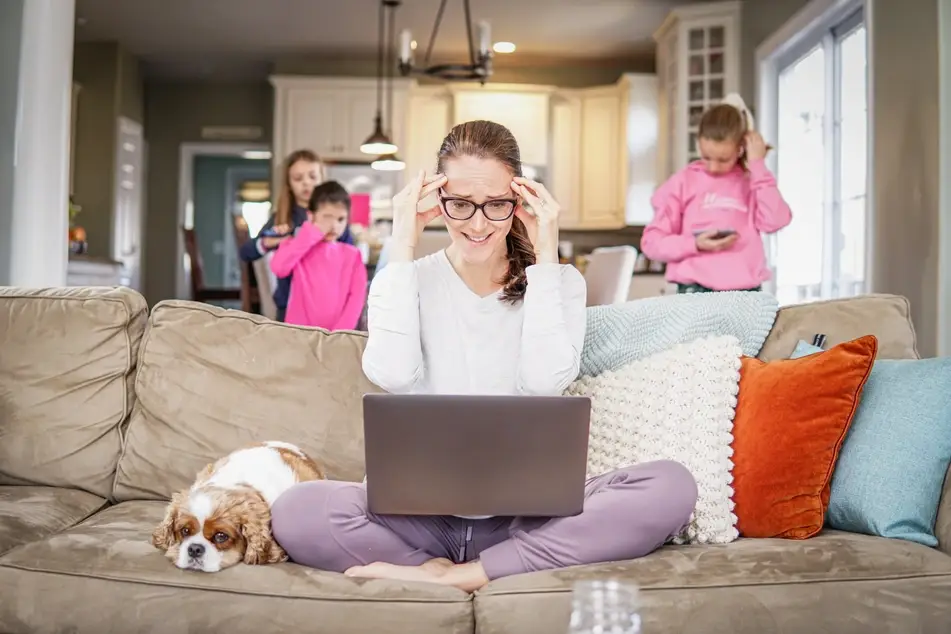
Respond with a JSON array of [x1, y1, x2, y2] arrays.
[[568, 579, 641, 634]]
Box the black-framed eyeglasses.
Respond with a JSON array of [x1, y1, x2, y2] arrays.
[[438, 189, 518, 222]]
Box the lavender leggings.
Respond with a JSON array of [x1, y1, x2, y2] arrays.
[[270, 460, 697, 580]]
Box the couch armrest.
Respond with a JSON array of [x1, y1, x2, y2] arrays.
[[936, 465, 951, 555]]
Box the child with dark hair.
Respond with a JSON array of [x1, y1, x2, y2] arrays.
[[269, 180, 367, 330]]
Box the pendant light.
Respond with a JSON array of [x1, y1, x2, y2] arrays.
[[361, 0, 398, 155], [372, 0, 405, 171]]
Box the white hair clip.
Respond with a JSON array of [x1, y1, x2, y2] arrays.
[[720, 93, 756, 131]]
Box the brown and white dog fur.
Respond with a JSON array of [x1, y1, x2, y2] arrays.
[[151, 441, 324, 572]]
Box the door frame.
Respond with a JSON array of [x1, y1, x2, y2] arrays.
[[176, 142, 270, 300], [939, 0, 951, 357]]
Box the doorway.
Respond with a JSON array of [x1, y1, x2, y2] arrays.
[[192, 155, 270, 289], [176, 143, 270, 300]]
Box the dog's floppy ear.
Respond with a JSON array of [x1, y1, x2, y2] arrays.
[[151, 493, 184, 550], [237, 491, 287, 565]]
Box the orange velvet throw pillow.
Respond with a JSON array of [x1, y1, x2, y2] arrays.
[[732, 335, 878, 539]]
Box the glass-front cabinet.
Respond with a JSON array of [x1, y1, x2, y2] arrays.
[[653, 1, 741, 179]]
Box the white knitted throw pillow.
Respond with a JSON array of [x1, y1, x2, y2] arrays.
[[566, 335, 741, 544]]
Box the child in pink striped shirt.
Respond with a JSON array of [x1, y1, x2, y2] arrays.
[[270, 181, 367, 330]]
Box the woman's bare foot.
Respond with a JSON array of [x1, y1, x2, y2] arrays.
[[345, 561, 445, 584], [345, 560, 490, 593]]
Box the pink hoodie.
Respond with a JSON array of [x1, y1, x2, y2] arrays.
[[270, 222, 368, 330], [641, 159, 792, 291]]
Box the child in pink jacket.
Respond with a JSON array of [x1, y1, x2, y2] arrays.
[[270, 181, 367, 330], [641, 96, 792, 293]]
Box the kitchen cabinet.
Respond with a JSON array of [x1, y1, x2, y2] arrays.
[[449, 84, 554, 166], [579, 85, 625, 229], [549, 91, 583, 228], [551, 74, 658, 230], [653, 0, 741, 179], [402, 85, 453, 216], [67, 255, 123, 287], [270, 76, 411, 165]]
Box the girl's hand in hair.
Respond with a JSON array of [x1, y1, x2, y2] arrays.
[[510, 176, 561, 264], [745, 131, 768, 162], [390, 170, 448, 261]]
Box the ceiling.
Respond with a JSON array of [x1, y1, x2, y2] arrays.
[[74, 0, 718, 80]]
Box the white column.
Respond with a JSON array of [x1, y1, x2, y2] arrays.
[[9, 0, 75, 288]]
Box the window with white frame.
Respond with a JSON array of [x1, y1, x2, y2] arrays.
[[763, 7, 868, 306]]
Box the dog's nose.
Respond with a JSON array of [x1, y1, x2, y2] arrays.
[[187, 543, 205, 559]]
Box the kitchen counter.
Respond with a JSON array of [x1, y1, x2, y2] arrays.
[[67, 254, 123, 287]]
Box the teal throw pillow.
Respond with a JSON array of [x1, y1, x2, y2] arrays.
[[790, 340, 951, 546]]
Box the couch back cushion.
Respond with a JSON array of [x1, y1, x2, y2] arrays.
[[113, 301, 381, 502], [0, 287, 148, 498], [758, 294, 918, 361]]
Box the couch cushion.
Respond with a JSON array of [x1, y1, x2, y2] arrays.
[[0, 287, 148, 498], [473, 531, 951, 634], [0, 502, 472, 634], [113, 301, 383, 502], [758, 294, 918, 362], [0, 486, 105, 556]]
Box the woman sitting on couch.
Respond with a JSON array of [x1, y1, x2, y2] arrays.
[[270, 120, 698, 592]]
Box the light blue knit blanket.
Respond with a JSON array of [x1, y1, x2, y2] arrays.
[[579, 291, 779, 378]]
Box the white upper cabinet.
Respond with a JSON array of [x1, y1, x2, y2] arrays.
[[653, 0, 741, 178], [553, 74, 658, 230], [270, 76, 411, 165], [449, 85, 554, 166]]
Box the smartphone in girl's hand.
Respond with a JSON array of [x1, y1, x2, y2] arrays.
[[692, 228, 736, 239]]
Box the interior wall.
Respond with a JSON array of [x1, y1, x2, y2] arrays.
[[0, 0, 24, 285], [143, 81, 273, 305], [940, 0, 951, 356], [740, 0, 812, 103], [869, 0, 941, 357]]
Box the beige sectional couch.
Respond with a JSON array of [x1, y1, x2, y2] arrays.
[[0, 286, 948, 634]]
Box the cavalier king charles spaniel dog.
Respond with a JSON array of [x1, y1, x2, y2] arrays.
[[151, 441, 324, 572]]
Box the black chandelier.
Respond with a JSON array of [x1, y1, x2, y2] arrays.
[[397, 0, 494, 83]]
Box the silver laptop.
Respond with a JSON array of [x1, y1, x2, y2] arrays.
[[363, 393, 592, 517]]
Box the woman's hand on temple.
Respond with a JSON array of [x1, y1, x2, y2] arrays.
[[390, 170, 448, 262], [511, 176, 560, 264]]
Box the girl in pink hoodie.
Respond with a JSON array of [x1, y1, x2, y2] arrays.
[[641, 98, 792, 293]]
